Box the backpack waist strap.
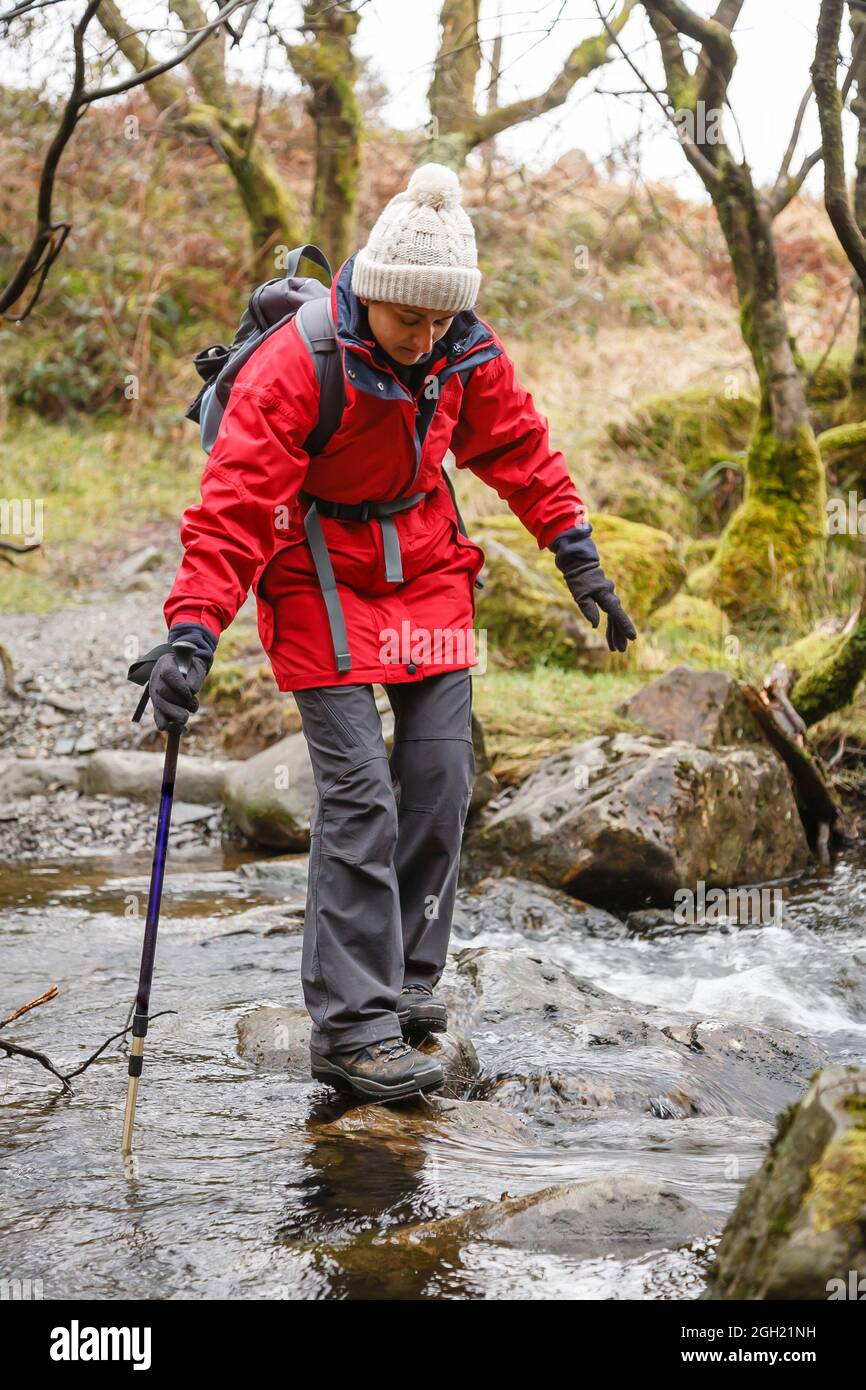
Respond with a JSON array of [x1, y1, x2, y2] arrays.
[[297, 488, 434, 674]]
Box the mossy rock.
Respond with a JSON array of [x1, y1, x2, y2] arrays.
[[589, 450, 694, 535], [606, 385, 755, 534], [590, 513, 685, 617], [650, 594, 730, 640], [608, 385, 757, 474], [473, 513, 685, 669], [647, 595, 733, 666], [703, 1065, 866, 1299], [683, 536, 718, 571]]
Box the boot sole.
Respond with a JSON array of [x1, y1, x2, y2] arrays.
[[310, 1053, 444, 1101]]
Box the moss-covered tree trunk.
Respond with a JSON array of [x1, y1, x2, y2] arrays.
[[98, 0, 305, 278], [849, 4, 866, 418], [642, 1, 825, 623], [689, 161, 826, 622], [287, 1, 362, 267]]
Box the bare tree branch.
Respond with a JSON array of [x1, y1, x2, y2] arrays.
[[813, 0, 866, 284], [82, 0, 256, 102], [597, 0, 722, 184], [0, 0, 257, 318]]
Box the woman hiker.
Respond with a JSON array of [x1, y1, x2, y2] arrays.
[[146, 162, 637, 1104]]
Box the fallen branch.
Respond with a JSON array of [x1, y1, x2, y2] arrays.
[[0, 986, 58, 1029], [0, 1007, 177, 1095], [739, 680, 846, 860]]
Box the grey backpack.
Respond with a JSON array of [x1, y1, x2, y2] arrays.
[[185, 244, 345, 456]]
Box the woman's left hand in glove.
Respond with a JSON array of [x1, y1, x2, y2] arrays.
[[550, 525, 638, 653]]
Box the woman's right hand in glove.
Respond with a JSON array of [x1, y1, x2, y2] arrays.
[[150, 623, 217, 731]]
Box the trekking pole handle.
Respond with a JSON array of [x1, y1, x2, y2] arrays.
[[168, 639, 199, 736], [171, 639, 197, 680]]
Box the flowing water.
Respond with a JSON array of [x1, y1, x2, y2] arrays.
[[2, 845, 865, 1301]]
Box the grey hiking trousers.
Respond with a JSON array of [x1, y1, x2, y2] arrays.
[[293, 668, 474, 1052]]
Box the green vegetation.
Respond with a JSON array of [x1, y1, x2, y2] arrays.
[[0, 412, 203, 612], [471, 665, 643, 782]]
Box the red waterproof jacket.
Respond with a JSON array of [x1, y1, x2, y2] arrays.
[[164, 252, 587, 690]]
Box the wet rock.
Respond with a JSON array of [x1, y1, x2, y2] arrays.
[[394, 1173, 715, 1261], [619, 666, 765, 748], [454, 874, 625, 941], [222, 733, 316, 849], [82, 750, 230, 805], [704, 1065, 866, 1300], [234, 855, 310, 896], [470, 732, 809, 909], [236, 1006, 310, 1076], [626, 908, 688, 937], [318, 1094, 528, 1147], [0, 755, 85, 797], [221, 901, 306, 935], [439, 946, 831, 1125], [416, 1030, 480, 1098]]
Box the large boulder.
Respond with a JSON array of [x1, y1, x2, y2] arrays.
[[619, 666, 764, 748], [0, 755, 85, 797], [225, 711, 497, 848], [469, 731, 809, 908], [703, 1065, 866, 1300], [472, 512, 685, 670], [82, 749, 230, 804], [223, 732, 317, 848]]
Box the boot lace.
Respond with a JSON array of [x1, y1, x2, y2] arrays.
[[361, 1037, 412, 1062]]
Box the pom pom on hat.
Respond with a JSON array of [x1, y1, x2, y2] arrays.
[[405, 163, 462, 211]]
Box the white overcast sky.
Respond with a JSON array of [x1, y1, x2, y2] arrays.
[[7, 1, 855, 197], [347, 0, 832, 192]]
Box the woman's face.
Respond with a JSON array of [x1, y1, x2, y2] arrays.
[[361, 298, 459, 364]]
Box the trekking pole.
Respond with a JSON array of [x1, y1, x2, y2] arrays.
[[121, 639, 197, 1156]]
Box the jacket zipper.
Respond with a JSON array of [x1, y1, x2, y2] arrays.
[[341, 333, 497, 493]]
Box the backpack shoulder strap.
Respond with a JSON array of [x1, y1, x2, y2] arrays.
[[295, 295, 345, 456]]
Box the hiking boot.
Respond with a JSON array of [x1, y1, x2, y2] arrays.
[[310, 1036, 444, 1101], [397, 983, 447, 1041]]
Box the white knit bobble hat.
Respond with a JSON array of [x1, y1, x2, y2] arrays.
[[350, 163, 482, 313]]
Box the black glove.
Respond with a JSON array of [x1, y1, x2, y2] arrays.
[[550, 526, 637, 654], [150, 623, 217, 731]]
